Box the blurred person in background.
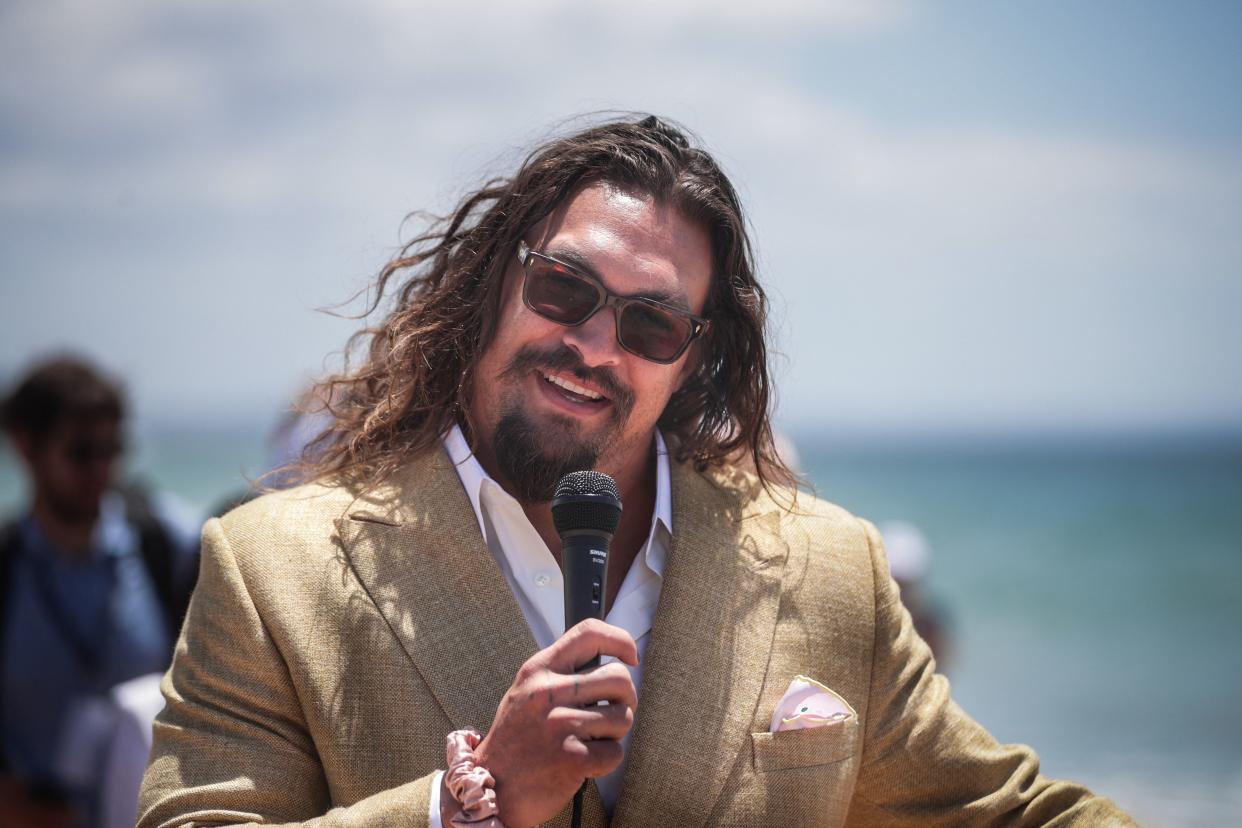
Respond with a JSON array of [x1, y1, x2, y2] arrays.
[[878, 520, 954, 672], [0, 356, 200, 828]]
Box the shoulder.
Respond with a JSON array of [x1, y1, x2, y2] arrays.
[[194, 479, 366, 613], [690, 460, 875, 542], [680, 462, 885, 634], [214, 478, 359, 548], [684, 460, 882, 589], [216, 444, 452, 543]]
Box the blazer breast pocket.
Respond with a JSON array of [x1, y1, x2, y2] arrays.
[[751, 718, 861, 773]]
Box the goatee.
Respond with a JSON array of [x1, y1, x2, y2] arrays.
[[493, 409, 600, 503]]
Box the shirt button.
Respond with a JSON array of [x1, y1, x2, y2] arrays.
[[534, 573, 552, 587]]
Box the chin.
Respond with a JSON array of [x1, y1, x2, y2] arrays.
[[493, 409, 603, 502], [54, 501, 102, 526]]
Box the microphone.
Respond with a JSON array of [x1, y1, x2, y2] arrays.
[[552, 471, 622, 828], [551, 470, 622, 671]]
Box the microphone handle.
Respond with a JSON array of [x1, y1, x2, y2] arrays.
[[561, 530, 610, 670]]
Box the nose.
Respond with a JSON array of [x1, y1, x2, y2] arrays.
[[561, 305, 622, 368]]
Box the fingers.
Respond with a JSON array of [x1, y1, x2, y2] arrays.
[[541, 661, 637, 711], [544, 619, 639, 673], [566, 735, 626, 778], [548, 698, 634, 742], [478, 623, 640, 828]]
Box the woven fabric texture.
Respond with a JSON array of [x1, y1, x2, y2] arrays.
[[137, 446, 1135, 828]]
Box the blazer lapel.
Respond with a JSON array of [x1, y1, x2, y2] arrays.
[[337, 447, 610, 828], [612, 464, 789, 828], [337, 446, 536, 735]]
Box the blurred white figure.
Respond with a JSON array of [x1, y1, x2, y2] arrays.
[[879, 520, 954, 671], [98, 673, 164, 828], [880, 520, 931, 583]]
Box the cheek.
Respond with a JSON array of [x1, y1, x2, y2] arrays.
[[476, 305, 530, 379], [629, 368, 684, 421], [44, 461, 83, 494], [488, 277, 560, 354]]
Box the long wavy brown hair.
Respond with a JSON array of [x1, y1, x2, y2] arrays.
[[299, 114, 794, 494]]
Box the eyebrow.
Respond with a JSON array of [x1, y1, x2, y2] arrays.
[[543, 245, 693, 312]]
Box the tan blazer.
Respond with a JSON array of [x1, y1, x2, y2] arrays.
[[138, 447, 1134, 827]]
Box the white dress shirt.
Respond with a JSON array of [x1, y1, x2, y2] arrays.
[[429, 425, 672, 825]]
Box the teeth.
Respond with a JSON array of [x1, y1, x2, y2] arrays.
[[543, 372, 604, 401]]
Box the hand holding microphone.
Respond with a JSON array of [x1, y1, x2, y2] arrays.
[[466, 472, 635, 828]]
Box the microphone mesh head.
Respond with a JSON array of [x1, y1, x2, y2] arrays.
[[551, 471, 622, 535], [554, 470, 620, 500]]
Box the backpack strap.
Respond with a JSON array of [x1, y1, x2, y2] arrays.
[[0, 519, 18, 630], [0, 518, 21, 770], [117, 484, 196, 640]]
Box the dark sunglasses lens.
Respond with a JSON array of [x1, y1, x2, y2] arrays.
[[619, 302, 693, 362], [525, 258, 600, 324]]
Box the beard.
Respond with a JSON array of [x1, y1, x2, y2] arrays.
[[490, 343, 636, 503], [493, 408, 601, 502]]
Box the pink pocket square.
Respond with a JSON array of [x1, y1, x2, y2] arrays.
[[770, 675, 857, 732]]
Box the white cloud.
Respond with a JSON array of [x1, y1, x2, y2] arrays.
[[1, 1, 1239, 431]]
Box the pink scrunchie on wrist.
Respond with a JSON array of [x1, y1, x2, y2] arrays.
[[445, 729, 506, 828]]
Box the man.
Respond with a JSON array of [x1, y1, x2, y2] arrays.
[[139, 116, 1135, 827], [1, 356, 200, 827]]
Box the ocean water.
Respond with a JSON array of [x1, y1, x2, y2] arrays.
[[799, 439, 1242, 826], [2, 428, 1239, 824]]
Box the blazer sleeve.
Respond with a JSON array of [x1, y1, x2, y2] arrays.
[[137, 518, 438, 828], [846, 519, 1138, 827]]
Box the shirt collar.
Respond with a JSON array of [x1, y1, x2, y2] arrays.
[[442, 423, 673, 564], [443, 424, 490, 534]]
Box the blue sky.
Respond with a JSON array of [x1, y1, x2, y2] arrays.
[[1, 0, 1239, 439], [794, 2, 1242, 141]]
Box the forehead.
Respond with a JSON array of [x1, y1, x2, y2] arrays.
[[530, 182, 714, 312]]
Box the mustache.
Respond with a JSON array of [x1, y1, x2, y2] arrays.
[[503, 345, 636, 416]]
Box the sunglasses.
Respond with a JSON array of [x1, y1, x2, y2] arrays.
[[517, 241, 709, 364]]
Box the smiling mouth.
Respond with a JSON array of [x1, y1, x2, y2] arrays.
[[540, 371, 607, 404]]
